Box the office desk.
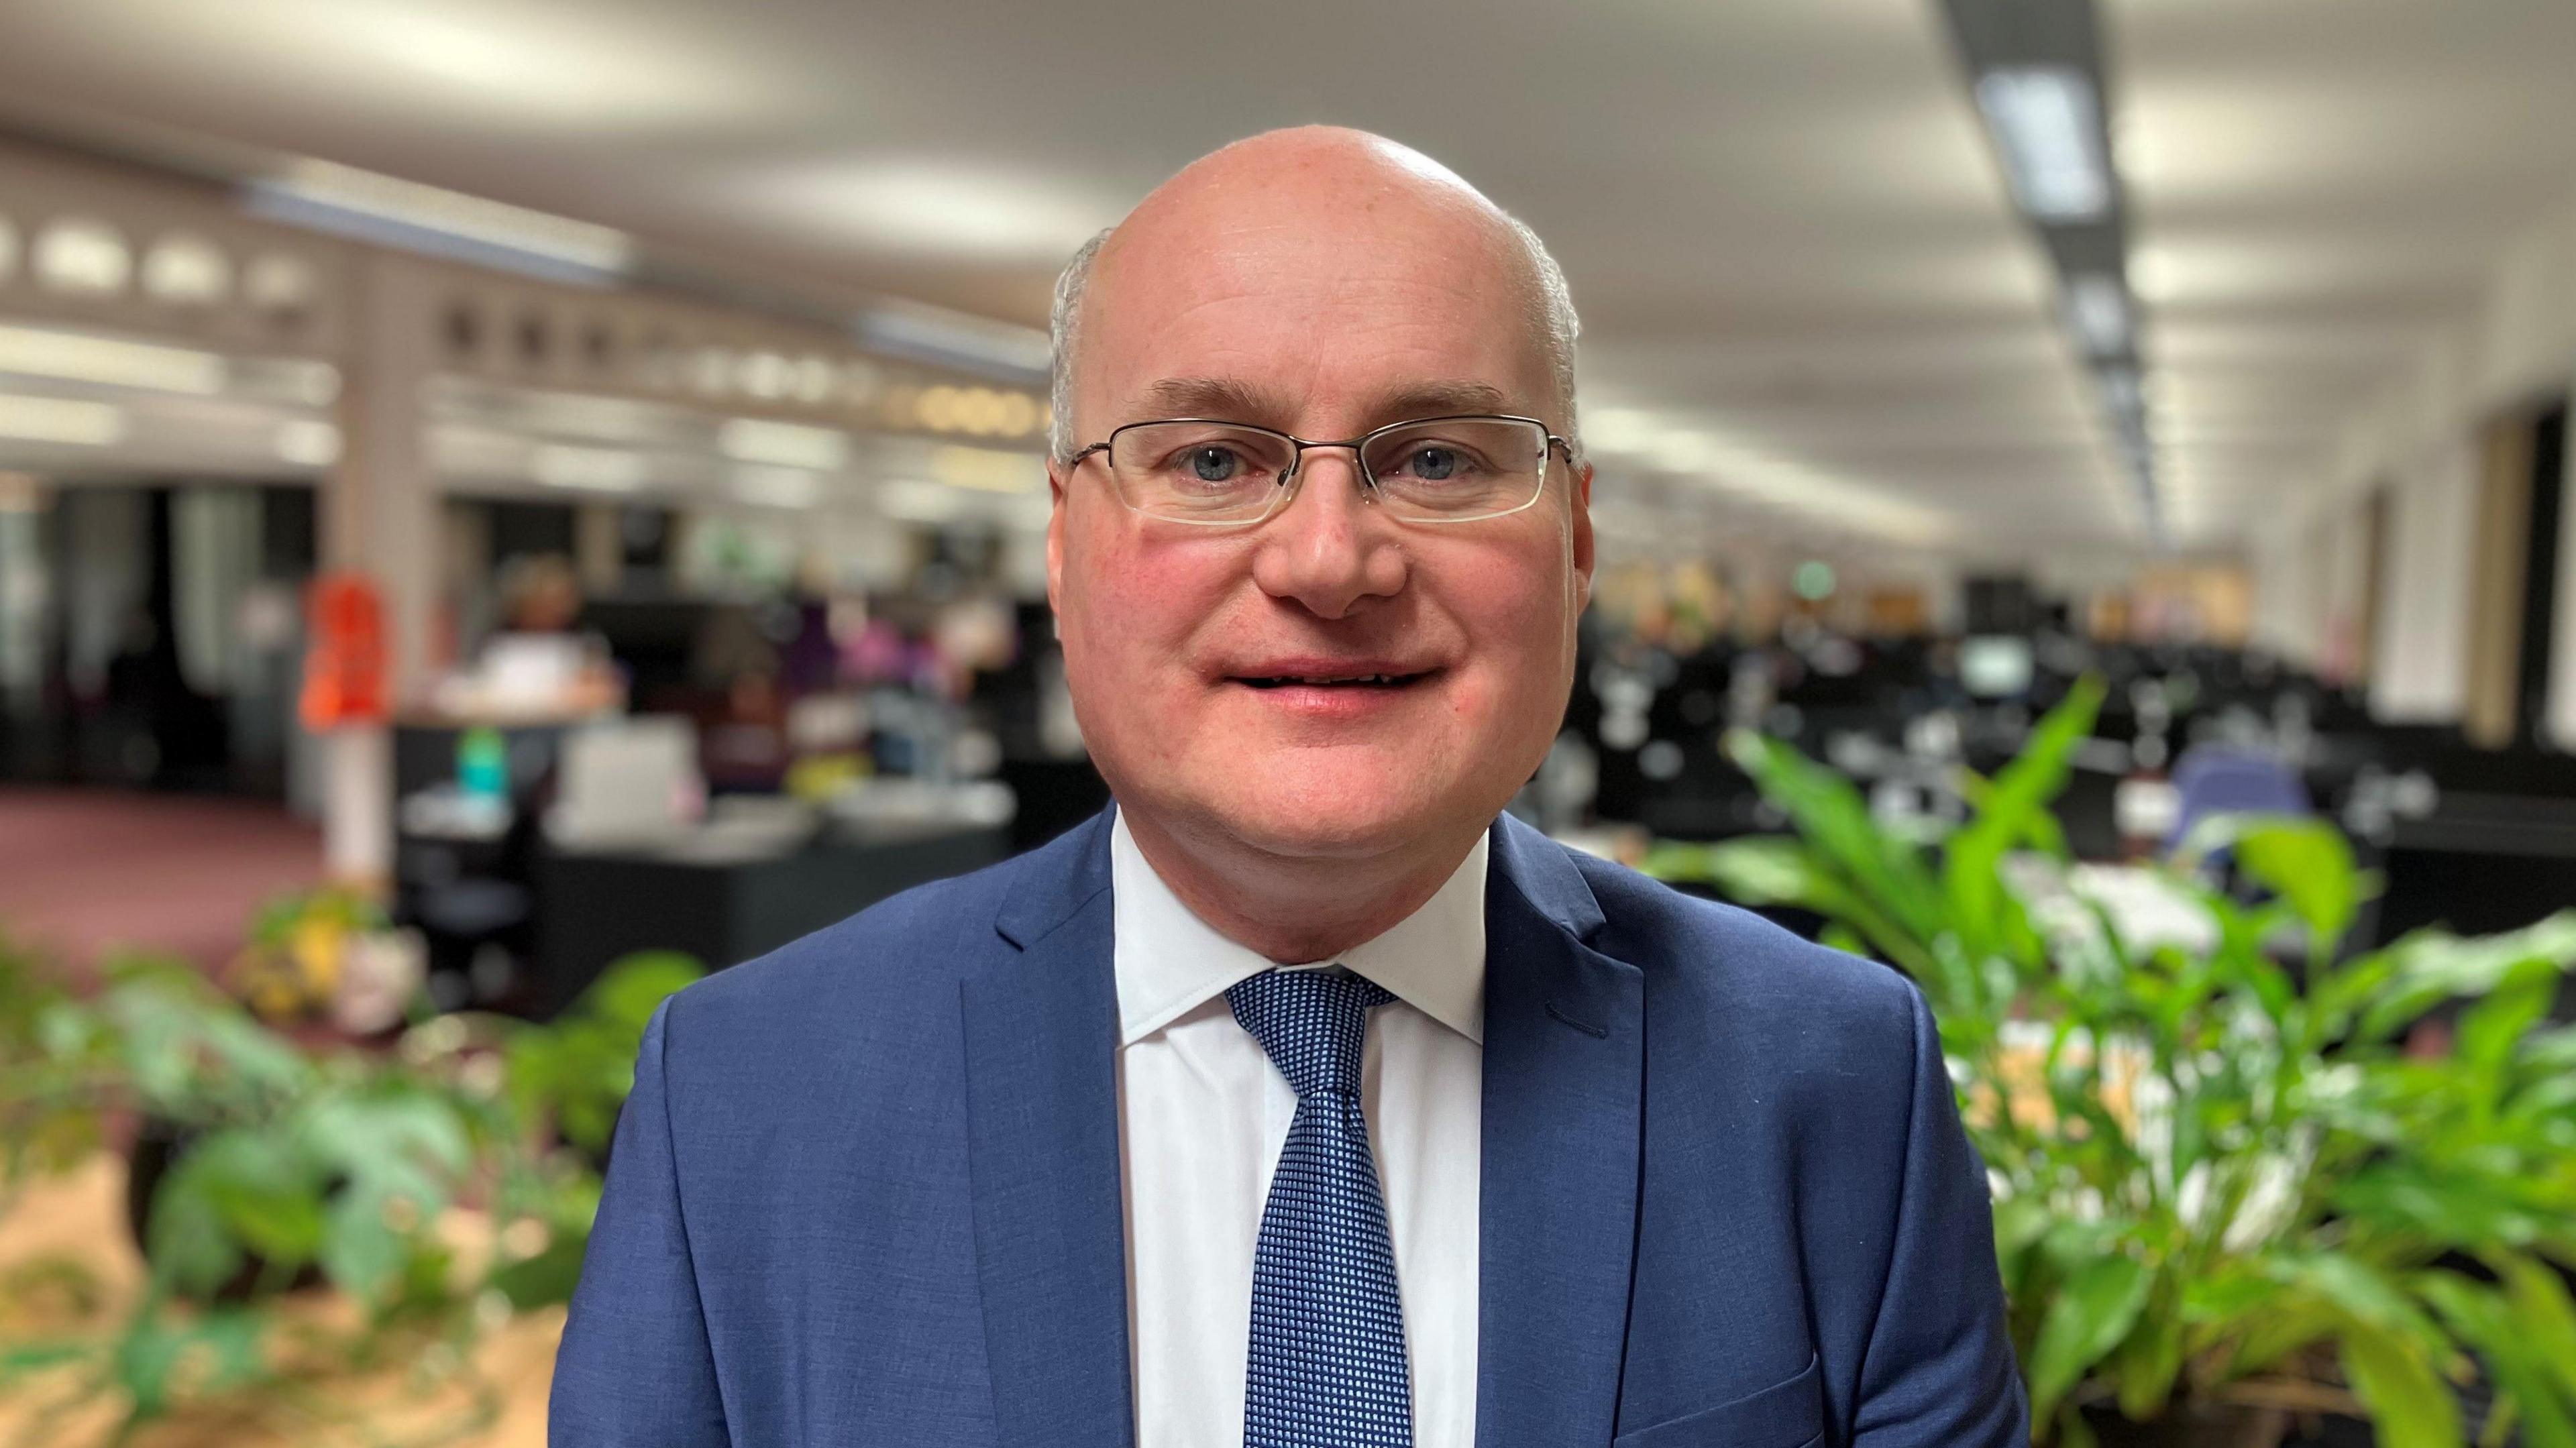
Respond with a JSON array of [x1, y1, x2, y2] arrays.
[[529, 820, 1010, 1018], [2361, 792, 2576, 1025]]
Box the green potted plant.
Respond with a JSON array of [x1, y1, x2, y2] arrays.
[[1, 953, 502, 1441], [504, 950, 704, 1165], [226, 885, 425, 1036], [1645, 679, 2576, 1448], [486, 949, 706, 1308], [0, 931, 98, 1212], [0, 931, 699, 1445]]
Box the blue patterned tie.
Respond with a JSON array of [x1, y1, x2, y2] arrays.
[[1227, 967, 1413, 1448]]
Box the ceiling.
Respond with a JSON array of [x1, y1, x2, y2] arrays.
[[0, 0, 2569, 561], [2110, 0, 2576, 544]]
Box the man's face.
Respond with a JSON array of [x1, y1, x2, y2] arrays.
[[1047, 169, 1594, 864]]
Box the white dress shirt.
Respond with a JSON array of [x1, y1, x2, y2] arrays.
[[1112, 811, 1485, 1448]]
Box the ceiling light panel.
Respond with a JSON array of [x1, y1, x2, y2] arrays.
[[0, 325, 228, 394], [247, 158, 633, 284], [532, 443, 649, 493], [116, 0, 766, 131], [1975, 66, 2114, 223], [276, 419, 342, 468], [717, 417, 850, 471], [141, 235, 233, 305], [747, 159, 1117, 264], [0, 394, 127, 446], [929, 445, 1042, 494], [2063, 272, 2132, 357], [1942, 0, 2156, 541], [1582, 407, 1951, 545], [33, 218, 131, 294], [732, 465, 822, 509], [853, 300, 1051, 384]]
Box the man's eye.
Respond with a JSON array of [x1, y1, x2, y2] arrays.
[[1397, 446, 1470, 480], [1181, 446, 1245, 482]]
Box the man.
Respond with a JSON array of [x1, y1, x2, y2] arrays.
[[551, 127, 2026, 1447]]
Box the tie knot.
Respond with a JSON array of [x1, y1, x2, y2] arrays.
[[1226, 968, 1393, 1100]]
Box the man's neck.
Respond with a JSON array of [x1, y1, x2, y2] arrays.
[[1117, 805, 1483, 964]]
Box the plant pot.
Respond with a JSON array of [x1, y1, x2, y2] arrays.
[[2277, 1414, 2375, 1448], [2079, 1402, 2379, 1448], [2080, 1404, 2294, 1448], [124, 1116, 328, 1303]]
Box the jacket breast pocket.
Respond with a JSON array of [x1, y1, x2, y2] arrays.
[[1611, 1355, 1825, 1448]]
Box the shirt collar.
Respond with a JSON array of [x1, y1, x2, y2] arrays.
[[1110, 810, 1487, 1048]]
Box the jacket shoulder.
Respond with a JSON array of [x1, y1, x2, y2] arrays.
[[655, 820, 1093, 1047]]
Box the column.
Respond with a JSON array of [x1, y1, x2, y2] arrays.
[[317, 252, 443, 885]]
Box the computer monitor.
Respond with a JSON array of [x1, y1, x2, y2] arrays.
[[1960, 634, 2035, 699]]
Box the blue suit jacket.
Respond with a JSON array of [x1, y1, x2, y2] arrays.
[[551, 809, 2027, 1447]]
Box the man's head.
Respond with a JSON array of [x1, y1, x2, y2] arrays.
[[1045, 126, 1593, 877]]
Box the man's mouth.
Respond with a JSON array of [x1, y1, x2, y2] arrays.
[[1234, 671, 1435, 689]]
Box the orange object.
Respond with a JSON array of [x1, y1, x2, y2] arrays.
[[299, 571, 389, 728]]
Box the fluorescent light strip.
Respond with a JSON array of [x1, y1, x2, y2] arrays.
[[246, 159, 633, 286], [930, 444, 1042, 493], [2063, 273, 2131, 358], [1974, 66, 2112, 223], [532, 444, 647, 493], [732, 465, 822, 508], [276, 419, 343, 468], [2098, 364, 2144, 418], [880, 478, 966, 523], [1584, 407, 1951, 545], [0, 325, 228, 394], [718, 417, 850, 471], [854, 301, 1051, 384], [0, 394, 126, 446]]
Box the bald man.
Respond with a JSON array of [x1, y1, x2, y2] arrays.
[[551, 129, 2026, 1448]]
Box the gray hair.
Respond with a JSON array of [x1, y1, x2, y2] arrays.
[[1048, 213, 1582, 461]]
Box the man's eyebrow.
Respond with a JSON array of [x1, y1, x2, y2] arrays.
[[1140, 377, 1295, 423], [1373, 380, 1515, 421], [1135, 377, 1523, 429]]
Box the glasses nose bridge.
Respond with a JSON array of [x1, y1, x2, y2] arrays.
[[1282, 435, 1377, 494]]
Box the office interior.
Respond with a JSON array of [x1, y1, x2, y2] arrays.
[[1, 1, 2573, 1445]]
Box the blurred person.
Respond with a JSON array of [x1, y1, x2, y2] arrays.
[[437, 553, 621, 718], [700, 666, 790, 793], [498, 551, 585, 634], [551, 127, 2024, 1447]]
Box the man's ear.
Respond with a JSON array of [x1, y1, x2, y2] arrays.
[[1570, 461, 1596, 614], [1045, 461, 1070, 615]]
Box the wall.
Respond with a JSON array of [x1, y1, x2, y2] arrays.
[[2370, 438, 2479, 721], [2248, 193, 2576, 731], [2552, 414, 2576, 747], [2251, 520, 2326, 665]]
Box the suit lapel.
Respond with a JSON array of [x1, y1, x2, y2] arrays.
[[1477, 817, 1646, 1447], [958, 810, 1646, 1446], [961, 813, 1134, 1448]]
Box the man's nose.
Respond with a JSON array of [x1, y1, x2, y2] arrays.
[[1248, 451, 1409, 618]]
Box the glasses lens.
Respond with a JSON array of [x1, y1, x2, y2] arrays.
[[1361, 418, 1549, 520], [1108, 422, 1295, 522]]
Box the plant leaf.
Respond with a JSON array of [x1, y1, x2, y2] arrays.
[[2455, 958, 2557, 1082], [1943, 677, 2103, 962], [321, 1183, 404, 1300], [2232, 819, 2363, 951], [2361, 914, 2576, 1042], [2111, 1272, 2186, 1421], [2493, 1254, 2576, 1404], [2416, 1272, 2576, 1448], [2339, 1319, 2465, 1448], [2263, 1251, 2449, 1352], [582, 951, 704, 1031], [2026, 1248, 2153, 1423]]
